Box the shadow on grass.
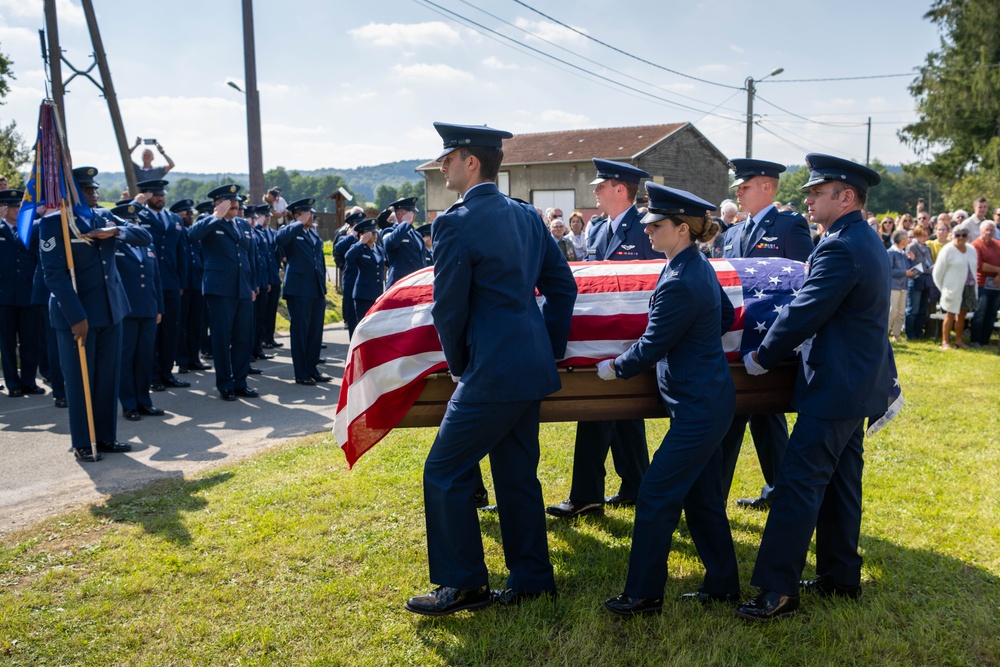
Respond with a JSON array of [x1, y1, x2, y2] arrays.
[[89, 471, 234, 545]]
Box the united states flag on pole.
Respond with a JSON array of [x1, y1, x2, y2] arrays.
[[333, 258, 901, 467]]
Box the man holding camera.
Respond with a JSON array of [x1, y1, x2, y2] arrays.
[[130, 137, 175, 182]]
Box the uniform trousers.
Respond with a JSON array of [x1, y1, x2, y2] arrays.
[[41, 308, 65, 399], [569, 419, 649, 502], [152, 290, 181, 382], [0, 304, 41, 391], [624, 415, 739, 598], [750, 415, 865, 596], [285, 294, 325, 380], [424, 398, 555, 593], [55, 322, 122, 450], [119, 317, 157, 411], [263, 283, 281, 345], [205, 295, 253, 392], [343, 286, 358, 339], [719, 412, 788, 499], [178, 289, 205, 367]]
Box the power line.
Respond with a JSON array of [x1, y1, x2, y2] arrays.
[[754, 94, 871, 128], [766, 72, 916, 83], [508, 0, 742, 90], [411, 0, 747, 121]]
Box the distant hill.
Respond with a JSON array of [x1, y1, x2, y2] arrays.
[[97, 158, 430, 202]]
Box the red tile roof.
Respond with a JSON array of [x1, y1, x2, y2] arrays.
[[417, 123, 687, 170]]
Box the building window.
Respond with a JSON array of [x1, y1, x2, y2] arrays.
[[531, 190, 575, 216], [498, 171, 510, 196]]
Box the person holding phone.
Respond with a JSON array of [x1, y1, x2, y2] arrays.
[[130, 136, 175, 182]]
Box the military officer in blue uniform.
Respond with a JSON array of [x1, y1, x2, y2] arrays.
[[718, 158, 814, 511], [256, 204, 284, 350], [187, 184, 259, 401], [276, 198, 329, 385], [405, 122, 577, 617], [0, 188, 45, 397], [381, 196, 427, 289], [335, 210, 365, 337], [134, 179, 190, 392], [112, 204, 165, 421], [737, 155, 888, 621], [547, 158, 661, 519], [344, 218, 385, 327], [39, 167, 152, 461], [416, 223, 434, 263], [246, 205, 275, 362], [29, 209, 66, 407], [599, 183, 739, 616]]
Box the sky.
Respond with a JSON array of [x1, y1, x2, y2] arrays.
[[0, 0, 943, 176]]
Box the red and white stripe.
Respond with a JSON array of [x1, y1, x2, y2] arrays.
[[334, 259, 744, 468]]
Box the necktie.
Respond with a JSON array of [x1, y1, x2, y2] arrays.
[[159, 211, 167, 230], [741, 217, 755, 255]]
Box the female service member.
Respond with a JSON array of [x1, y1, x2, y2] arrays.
[[597, 183, 740, 616]]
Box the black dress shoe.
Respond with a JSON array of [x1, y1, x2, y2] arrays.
[[404, 585, 492, 616], [97, 440, 133, 453], [150, 381, 166, 392], [679, 590, 741, 605], [201, 352, 213, 359], [220, 390, 237, 401], [235, 387, 259, 398], [138, 405, 165, 416], [7, 387, 24, 397], [320, 343, 327, 348], [473, 490, 490, 509], [248, 366, 263, 375], [603, 594, 663, 616], [164, 378, 191, 388], [261, 342, 275, 349], [54, 397, 68, 408], [191, 362, 212, 371], [604, 493, 637, 507], [492, 588, 556, 605], [123, 409, 141, 421], [176, 366, 190, 374], [23, 385, 46, 395], [295, 377, 316, 386], [311, 374, 332, 383], [735, 590, 801, 621], [800, 576, 862, 600], [317, 357, 330, 364], [253, 352, 275, 360], [270, 341, 284, 348], [546, 499, 604, 518], [736, 494, 771, 510], [73, 448, 102, 462]]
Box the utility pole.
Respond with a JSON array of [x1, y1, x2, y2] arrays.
[[744, 68, 783, 159], [80, 0, 135, 194], [42, 0, 66, 133], [866, 117, 872, 166], [242, 0, 265, 204]]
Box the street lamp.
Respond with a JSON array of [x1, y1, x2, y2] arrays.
[[227, 80, 243, 93], [745, 67, 784, 158]]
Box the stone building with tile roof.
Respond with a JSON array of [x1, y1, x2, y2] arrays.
[[417, 123, 729, 220]]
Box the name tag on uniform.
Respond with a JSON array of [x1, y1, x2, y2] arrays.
[[0, 237, 6, 242], [297, 235, 305, 240], [115, 251, 125, 257], [724, 244, 733, 250], [141, 224, 151, 228], [402, 239, 409, 243]]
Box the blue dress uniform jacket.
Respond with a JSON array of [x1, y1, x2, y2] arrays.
[[276, 222, 327, 298], [383, 221, 427, 288], [0, 220, 42, 392], [335, 234, 359, 336], [345, 241, 384, 304], [136, 206, 188, 290], [424, 181, 577, 592], [750, 209, 890, 597], [39, 211, 152, 450], [586, 206, 665, 261], [29, 221, 64, 399], [187, 216, 257, 299], [609, 243, 739, 599], [117, 242, 164, 319], [720, 207, 813, 262]]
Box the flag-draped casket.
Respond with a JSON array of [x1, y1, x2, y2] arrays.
[[334, 258, 806, 468]]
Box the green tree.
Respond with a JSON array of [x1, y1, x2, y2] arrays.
[[0, 47, 28, 186], [374, 183, 398, 210], [775, 167, 810, 211], [900, 0, 1000, 180]]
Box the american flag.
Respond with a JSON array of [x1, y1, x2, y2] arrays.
[[333, 258, 900, 467]]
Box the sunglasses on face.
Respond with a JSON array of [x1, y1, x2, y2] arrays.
[[953, 232, 968, 238]]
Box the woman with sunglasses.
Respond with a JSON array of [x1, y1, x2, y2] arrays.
[[932, 227, 979, 349]]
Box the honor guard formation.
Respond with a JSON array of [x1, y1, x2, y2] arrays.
[[3, 113, 995, 624]]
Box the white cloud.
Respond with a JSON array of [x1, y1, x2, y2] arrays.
[[348, 21, 460, 47], [513, 18, 587, 46], [539, 109, 589, 125], [482, 56, 518, 70], [0, 0, 84, 25], [391, 63, 473, 84]]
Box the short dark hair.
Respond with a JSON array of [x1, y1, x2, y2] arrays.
[[459, 146, 504, 182], [832, 182, 867, 208], [608, 179, 639, 202]]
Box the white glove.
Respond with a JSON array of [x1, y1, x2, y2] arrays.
[[743, 351, 768, 376], [597, 359, 618, 381], [450, 374, 460, 384]]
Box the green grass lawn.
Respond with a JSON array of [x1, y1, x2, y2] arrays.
[[2, 338, 999, 666]]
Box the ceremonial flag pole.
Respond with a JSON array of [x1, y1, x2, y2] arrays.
[[20, 100, 100, 462]]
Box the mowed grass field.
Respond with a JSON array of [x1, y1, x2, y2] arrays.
[[1, 338, 998, 666]]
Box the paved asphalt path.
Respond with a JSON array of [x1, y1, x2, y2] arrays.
[[0, 322, 351, 539]]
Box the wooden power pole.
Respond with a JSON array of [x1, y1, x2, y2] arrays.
[[242, 0, 265, 204]]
